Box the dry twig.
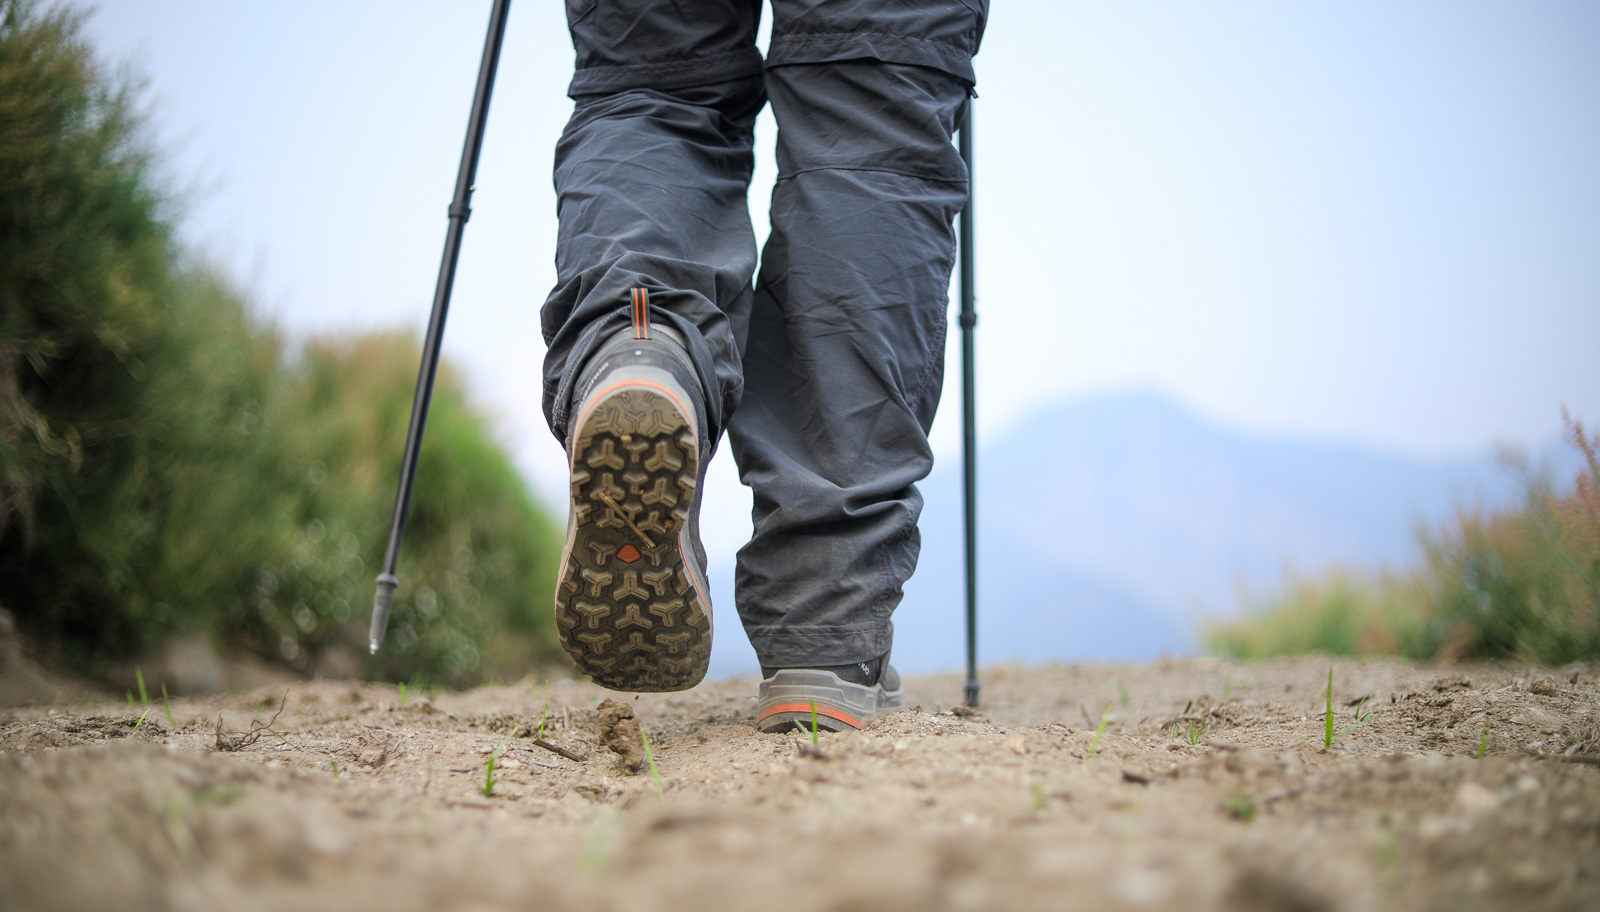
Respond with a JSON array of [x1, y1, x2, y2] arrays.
[[532, 737, 585, 762], [214, 691, 290, 752]]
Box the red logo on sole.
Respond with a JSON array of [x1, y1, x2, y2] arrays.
[[617, 544, 642, 563]]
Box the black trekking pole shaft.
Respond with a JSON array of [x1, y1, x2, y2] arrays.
[[958, 100, 979, 709], [370, 0, 512, 655]]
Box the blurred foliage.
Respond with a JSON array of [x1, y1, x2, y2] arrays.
[[0, 0, 560, 686], [1206, 413, 1600, 664], [1, 0, 169, 545]]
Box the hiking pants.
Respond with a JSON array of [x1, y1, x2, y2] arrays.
[[542, 0, 988, 669]]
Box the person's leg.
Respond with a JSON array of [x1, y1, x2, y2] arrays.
[[543, 0, 766, 447], [545, 0, 764, 691], [730, 0, 987, 711]]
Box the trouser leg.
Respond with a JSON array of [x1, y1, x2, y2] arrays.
[[542, 0, 766, 446], [729, 0, 984, 667]]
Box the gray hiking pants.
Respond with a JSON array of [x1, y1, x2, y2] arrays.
[[542, 0, 987, 669]]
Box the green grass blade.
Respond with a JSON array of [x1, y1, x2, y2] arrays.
[[136, 667, 148, 707], [162, 683, 175, 727], [1224, 794, 1256, 822], [641, 730, 664, 795], [539, 684, 550, 741], [808, 698, 820, 747], [1088, 706, 1113, 757], [1324, 667, 1335, 749], [483, 741, 505, 797]]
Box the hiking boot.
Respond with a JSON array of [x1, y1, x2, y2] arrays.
[[555, 311, 712, 692], [755, 653, 904, 733]]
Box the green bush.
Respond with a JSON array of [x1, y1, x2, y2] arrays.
[[259, 330, 561, 685], [1206, 414, 1600, 664], [1, 0, 174, 663], [0, 0, 560, 686]]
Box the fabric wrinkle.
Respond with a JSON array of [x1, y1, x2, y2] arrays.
[[545, 0, 986, 669]]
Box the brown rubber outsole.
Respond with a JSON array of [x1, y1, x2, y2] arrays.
[[555, 380, 710, 692]]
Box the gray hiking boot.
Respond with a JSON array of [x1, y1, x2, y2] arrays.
[[756, 653, 904, 733], [555, 313, 712, 692]]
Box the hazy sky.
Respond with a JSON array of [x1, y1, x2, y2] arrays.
[[90, 1, 1600, 473], [85, 2, 1600, 668]]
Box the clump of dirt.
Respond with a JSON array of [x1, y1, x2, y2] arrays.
[[596, 696, 645, 771], [1, 656, 1596, 912]]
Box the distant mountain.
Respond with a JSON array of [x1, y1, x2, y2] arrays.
[[705, 392, 1577, 677]]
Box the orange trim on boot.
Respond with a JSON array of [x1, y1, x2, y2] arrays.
[[759, 703, 863, 729]]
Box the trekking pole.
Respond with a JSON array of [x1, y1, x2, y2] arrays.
[[958, 100, 979, 709], [369, 0, 512, 655]]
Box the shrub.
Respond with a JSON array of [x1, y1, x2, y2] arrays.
[[1, 0, 175, 664], [0, 0, 560, 686], [258, 330, 561, 684], [1206, 413, 1600, 664]]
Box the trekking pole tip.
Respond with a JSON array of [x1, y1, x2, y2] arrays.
[[369, 574, 398, 655]]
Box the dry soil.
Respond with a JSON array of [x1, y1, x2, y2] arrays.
[[2, 656, 1597, 912]]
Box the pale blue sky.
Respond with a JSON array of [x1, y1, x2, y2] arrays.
[[85, 0, 1600, 673], [88, 3, 1600, 654]]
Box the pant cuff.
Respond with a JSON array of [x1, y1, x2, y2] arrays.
[[745, 621, 891, 669]]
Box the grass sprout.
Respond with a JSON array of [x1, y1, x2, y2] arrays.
[[1348, 696, 1374, 727], [1117, 682, 1130, 706], [538, 684, 550, 741], [1375, 814, 1402, 895], [1223, 794, 1256, 821], [1324, 667, 1336, 748], [398, 682, 408, 705], [135, 667, 149, 707], [640, 730, 664, 796], [132, 708, 150, 734], [162, 682, 175, 727], [1478, 721, 1491, 759], [322, 759, 341, 777], [1087, 706, 1113, 758], [1323, 667, 1373, 748], [808, 698, 820, 748], [483, 741, 506, 797], [1032, 783, 1046, 813], [580, 809, 621, 878]]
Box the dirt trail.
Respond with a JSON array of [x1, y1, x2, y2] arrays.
[[2, 656, 1597, 912]]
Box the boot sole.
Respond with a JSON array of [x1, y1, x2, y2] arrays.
[[755, 669, 905, 733], [556, 373, 711, 692]]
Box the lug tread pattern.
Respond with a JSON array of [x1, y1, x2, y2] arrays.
[[557, 387, 708, 691]]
